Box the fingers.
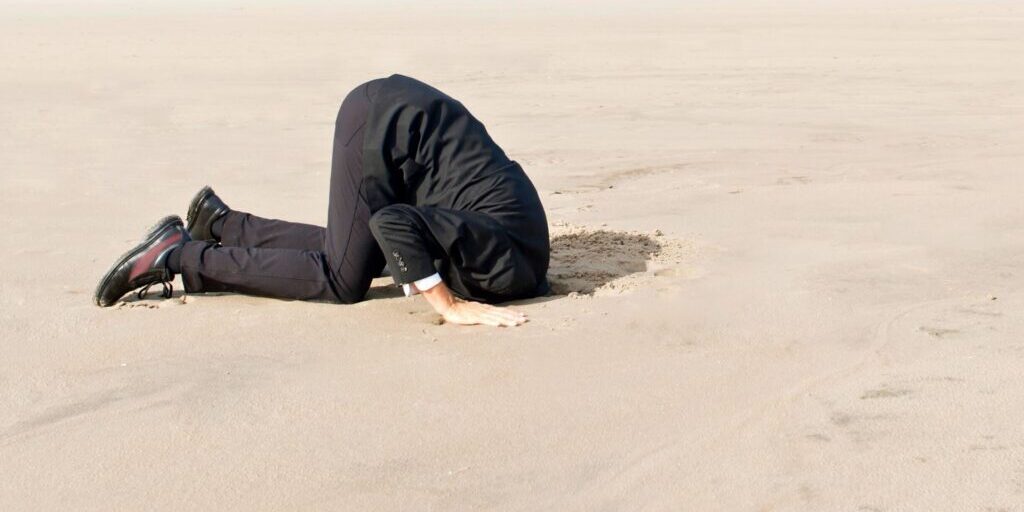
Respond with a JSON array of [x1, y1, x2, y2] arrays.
[[443, 301, 529, 328], [482, 304, 527, 320], [481, 305, 527, 327], [483, 312, 521, 327], [466, 307, 523, 327], [483, 317, 505, 327], [475, 311, 508, 327], [490, 312, 527, 327]]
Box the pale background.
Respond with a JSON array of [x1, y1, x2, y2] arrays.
[[1, 1, 1022, 510]]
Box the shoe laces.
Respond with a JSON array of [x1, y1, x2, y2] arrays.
[[136, 268, 174, 301]]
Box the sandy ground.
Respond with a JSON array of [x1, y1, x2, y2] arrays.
[[2, 1, 1023, 510]]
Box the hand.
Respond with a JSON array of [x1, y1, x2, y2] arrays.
[[420, 280, 527, 327], [440, 298, 528, 327]]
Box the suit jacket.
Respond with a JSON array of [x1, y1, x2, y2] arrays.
[[361, 74, 550, 302]]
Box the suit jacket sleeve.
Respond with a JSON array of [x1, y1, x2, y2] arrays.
[[368, 204, 442, 285]]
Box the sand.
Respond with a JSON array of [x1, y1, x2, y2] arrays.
[[2, 1, 1023, 509]]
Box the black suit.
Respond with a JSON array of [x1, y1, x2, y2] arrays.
[[178, 75, 549, 303]]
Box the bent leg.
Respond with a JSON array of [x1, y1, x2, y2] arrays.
[[322, 77, 387, 301], [173, 79, 386, 304]]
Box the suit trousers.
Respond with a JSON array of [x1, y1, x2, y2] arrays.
[[178, 79, 387, 303]]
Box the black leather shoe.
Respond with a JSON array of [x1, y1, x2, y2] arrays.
[[186, 185, 231, 242], [93, 215, 190, 307]]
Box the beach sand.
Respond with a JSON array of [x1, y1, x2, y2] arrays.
[[1, 1, 1023, 509]]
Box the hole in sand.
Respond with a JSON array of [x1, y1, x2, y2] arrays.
[[547, 223, 690, 296]]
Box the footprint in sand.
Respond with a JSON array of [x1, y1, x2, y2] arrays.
[[776, 175, 812, 185], [115, 294, 188, 310], [860, 387, 913, 400]]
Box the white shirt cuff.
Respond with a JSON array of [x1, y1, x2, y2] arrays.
[[402, 272, 442, 296]]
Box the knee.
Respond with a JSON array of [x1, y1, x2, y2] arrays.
[[320, 253, 372, 305], [336, 87, 360, 122], [328, 278, 369, 305], [334, 290, 363, 305], [335, 79, 380, 124]]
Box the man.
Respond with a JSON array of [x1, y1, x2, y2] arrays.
[[94, 74, 550, 327]]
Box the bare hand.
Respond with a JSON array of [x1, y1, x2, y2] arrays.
[[419, 281, 527, 327], [440, 298, 527, 327]]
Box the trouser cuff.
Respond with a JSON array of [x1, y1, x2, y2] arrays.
[[178, 240, 214, 293], [218, 210, 246, 247]]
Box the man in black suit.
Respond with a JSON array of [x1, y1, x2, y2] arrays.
[[95, 75, 549, 327]]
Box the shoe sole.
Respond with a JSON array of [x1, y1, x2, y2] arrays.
[[186, 185, 214, 228], [93, 215, 182, 307]]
